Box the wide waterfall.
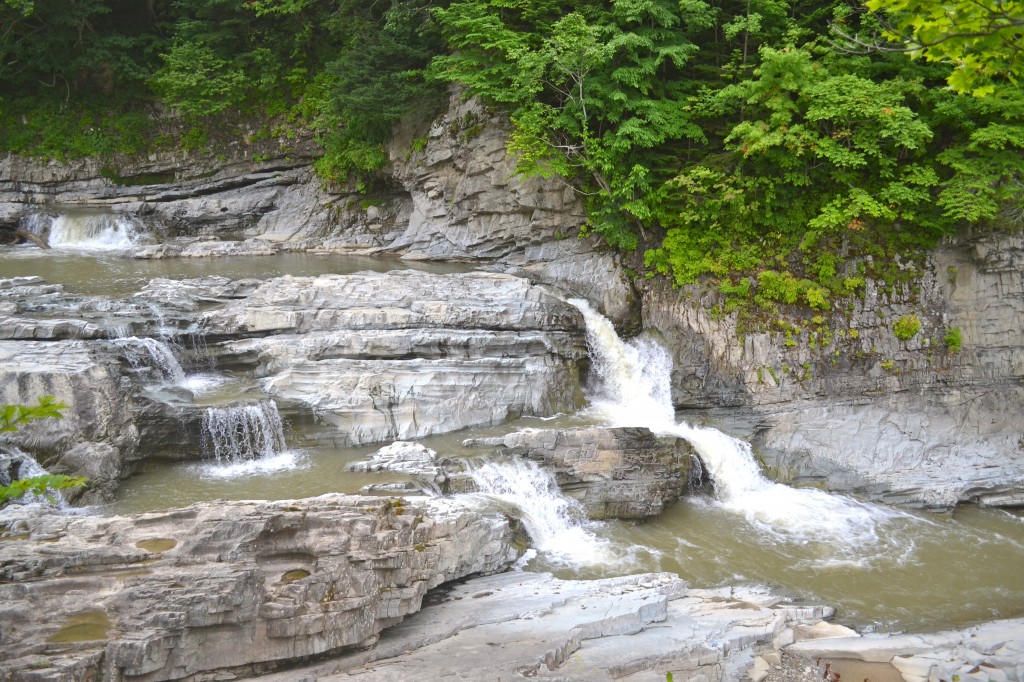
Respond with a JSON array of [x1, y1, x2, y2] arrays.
[[25, 212, 141, 250], [569, 298, 907, 554], [199, 401, 302, 477]]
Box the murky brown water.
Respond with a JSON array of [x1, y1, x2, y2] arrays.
[[0, 248, 476, 296]]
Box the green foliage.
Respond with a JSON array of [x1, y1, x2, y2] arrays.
[[944, 326, 963, 354], [1, 395, 67, 433], [0, 474, 87, 506], [150, 41, 246, 116], [1, 396, 86, 506], [864, 0, 1024, 96], [893, 313, 922, 340]]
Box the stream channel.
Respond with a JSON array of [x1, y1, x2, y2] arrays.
[[4, 211, 1024, 639]]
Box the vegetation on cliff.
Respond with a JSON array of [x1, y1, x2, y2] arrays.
[[1, 0, 1021, 304]]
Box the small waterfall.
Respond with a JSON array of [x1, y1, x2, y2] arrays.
[[0, 447, 69, 509], [466, 458, 618, 567], [202, 401, 288, 464], [568, 298, 906, 553], [27, 212, 140, 250], [114, 337, 186, 384]]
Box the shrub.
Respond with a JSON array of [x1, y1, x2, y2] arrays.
[[944, 327, 963, 354], [893, 314, 922, 340]]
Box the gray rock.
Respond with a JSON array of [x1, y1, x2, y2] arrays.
[[252, 572, 834, 682], [465, 426, 699, 519], [786, 617, 1024, 682], [0, 340, 138, 463], [0, 494, 523, 682], [349, 441, 441, 474], [205, 271, 588, 445], [642, 232, 1024, 508]]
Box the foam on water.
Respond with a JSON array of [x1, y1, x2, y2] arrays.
[[195, 450, 306, 478]]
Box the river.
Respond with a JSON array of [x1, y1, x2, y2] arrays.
[[4, 216, 1024, 636]]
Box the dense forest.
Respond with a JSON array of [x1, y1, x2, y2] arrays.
[[1, 0, 1022, 313]]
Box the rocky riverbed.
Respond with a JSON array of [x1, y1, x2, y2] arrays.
[[2, 88, 1024, 682]]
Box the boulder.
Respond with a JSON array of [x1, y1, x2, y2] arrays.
[[464, 426, 700, 519], [0, 494, 523, 682], [0, 340, 138, 463]]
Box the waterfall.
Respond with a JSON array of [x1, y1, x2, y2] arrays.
[[202, 401, 288, 464], [568, 298, 906, 552], [0, 447, 70, 510], [114, 337, 187, 384], [465, 458, 621, 568], [27, 212, 140, 250]]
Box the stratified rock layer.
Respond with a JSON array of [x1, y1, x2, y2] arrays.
[[206, 271, 588, 446], [643, 232, 1024, 509], [0, 494, 521, 682], [253, 572, 834, 682]]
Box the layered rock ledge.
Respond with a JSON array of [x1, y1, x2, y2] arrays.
[[0, 494, 521, 682], [205, 271, 588, 446]]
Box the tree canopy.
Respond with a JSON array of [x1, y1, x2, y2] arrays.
[[0, 0, 1022, 310]]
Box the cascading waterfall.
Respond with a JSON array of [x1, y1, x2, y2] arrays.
[[114, 337, 187, 384], [200, 401, 299, 477], [568, 298, 907, 556], [30, 212, 141, 250]]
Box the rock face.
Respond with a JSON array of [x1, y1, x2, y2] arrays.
[[253, 571, 835, 682], [642, 233, 1024, 508], [205, 271, 588, 446], [0, 340, 137, 501], [465, 427, 700, 519], [0, 494, 522, 682], [0, 93, 639, 329]]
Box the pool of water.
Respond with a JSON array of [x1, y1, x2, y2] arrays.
[[0, 248, 477, 297]]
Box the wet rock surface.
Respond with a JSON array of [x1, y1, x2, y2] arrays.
[[0, 494, 522, 682], [643, 233, 1024, 509]]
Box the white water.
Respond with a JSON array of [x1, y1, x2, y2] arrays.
[[0, 447, 70, 510], [114, 337, 187, 384], [28, 213, 141, 251], [568, 298, 909, 559], [466, 458, 623, 567], [201, 401, 297, 474], [111, 335, 224, 394]]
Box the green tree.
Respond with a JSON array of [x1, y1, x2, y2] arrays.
[[839, 0, 1024, 96], [432, 0, 707, 248], [0, 396, 86, 506]]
